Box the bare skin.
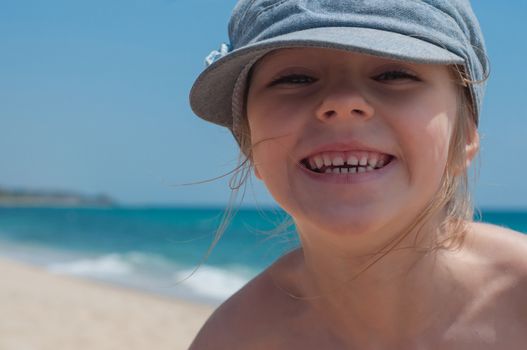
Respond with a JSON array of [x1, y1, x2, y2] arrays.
[[189, 222, 527, 349], [189, 48, 527, 349]]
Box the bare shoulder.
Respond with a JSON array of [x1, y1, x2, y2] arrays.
[[468, 221, 527, 274], [465, 222, 527, 326], [189, 249, 306, 350]]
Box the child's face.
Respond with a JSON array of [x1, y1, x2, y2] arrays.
[[246, 48, 459, 240]]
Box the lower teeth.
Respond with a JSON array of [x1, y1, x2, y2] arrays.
[[323, 167, 372, 174]]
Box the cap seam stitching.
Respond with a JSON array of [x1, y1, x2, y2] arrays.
[[416, 0, 467, 45], [230, 0, 259, 36], [242, 0, 290, 34]]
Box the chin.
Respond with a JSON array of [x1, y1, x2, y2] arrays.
[[295, 207, 385, 238]]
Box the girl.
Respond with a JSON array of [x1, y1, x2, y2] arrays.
[[189, 1, 527, 348]]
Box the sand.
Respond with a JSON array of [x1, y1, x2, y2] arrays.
[[0, 257, 214, 350]]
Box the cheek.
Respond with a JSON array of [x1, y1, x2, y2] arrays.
[[424, 93, 458, 165], [247, 90, 312, 144], [248, 111, 298, 146], [248, 113, 291, 182], [388, 97, 455, 180], [251, 142, 298, 214], [423, 113, 453, 164], [416, 116, 456, 193], [248, 116, 294, 181], [247, 103, 306, 182]]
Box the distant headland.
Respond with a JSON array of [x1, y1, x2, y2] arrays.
[[0, 186, 116, 207]]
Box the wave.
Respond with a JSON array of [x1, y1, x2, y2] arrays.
[[47, 253, 134, 277], [44, 251, 256, 304], [173, 265, 254, 301]]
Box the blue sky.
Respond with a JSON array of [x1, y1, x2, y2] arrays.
[[0, 1, 526, 208]]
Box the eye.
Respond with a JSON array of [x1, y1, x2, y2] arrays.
[[268, 74, 317, 87], [373, 70, 421, 83]]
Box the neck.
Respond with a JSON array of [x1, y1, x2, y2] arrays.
[[292, 216, 471, 347]]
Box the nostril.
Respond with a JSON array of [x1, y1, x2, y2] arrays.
[[352, 109, 365, 116], [322, 110, 337, 119], [318, 108, 370, 121]]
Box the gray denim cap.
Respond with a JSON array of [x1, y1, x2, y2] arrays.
[[189, 0, 488, 142]]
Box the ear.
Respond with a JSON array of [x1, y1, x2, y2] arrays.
[[464, 128, 480, 168]]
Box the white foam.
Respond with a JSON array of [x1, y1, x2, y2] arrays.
[[42, 251, 257, 304], [47, 253, 133, 277], [175, 265, 252, 301]]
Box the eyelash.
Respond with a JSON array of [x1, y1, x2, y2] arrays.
[[269, 70, 420, 86], [269, 74, 316, 86], [375, 70, 420, 82]]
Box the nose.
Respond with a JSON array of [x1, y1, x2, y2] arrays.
[[315, 84, 375, 122]]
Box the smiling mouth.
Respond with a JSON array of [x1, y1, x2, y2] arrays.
[[300, 151, 395, 174]]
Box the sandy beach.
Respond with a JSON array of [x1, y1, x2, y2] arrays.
[[0, 257, 214, 350]]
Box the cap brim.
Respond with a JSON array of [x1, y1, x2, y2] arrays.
[[190, 26, 464, 127]]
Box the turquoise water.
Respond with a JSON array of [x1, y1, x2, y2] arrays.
[[0, 207, 298, 304], [475, 210, 527, 233], [0, 207, 524, 304], [0, 207, 296, 270]]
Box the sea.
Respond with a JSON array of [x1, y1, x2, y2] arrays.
[[0, 206, 525, 306]]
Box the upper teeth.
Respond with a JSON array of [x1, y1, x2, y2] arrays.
[[306, 151, 391, 172]]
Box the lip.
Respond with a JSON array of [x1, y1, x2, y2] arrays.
[[299, 140, 394, 161], [298, 156, 398, 185]]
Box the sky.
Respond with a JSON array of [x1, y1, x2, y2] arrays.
[[0, 1, 526, 209]]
